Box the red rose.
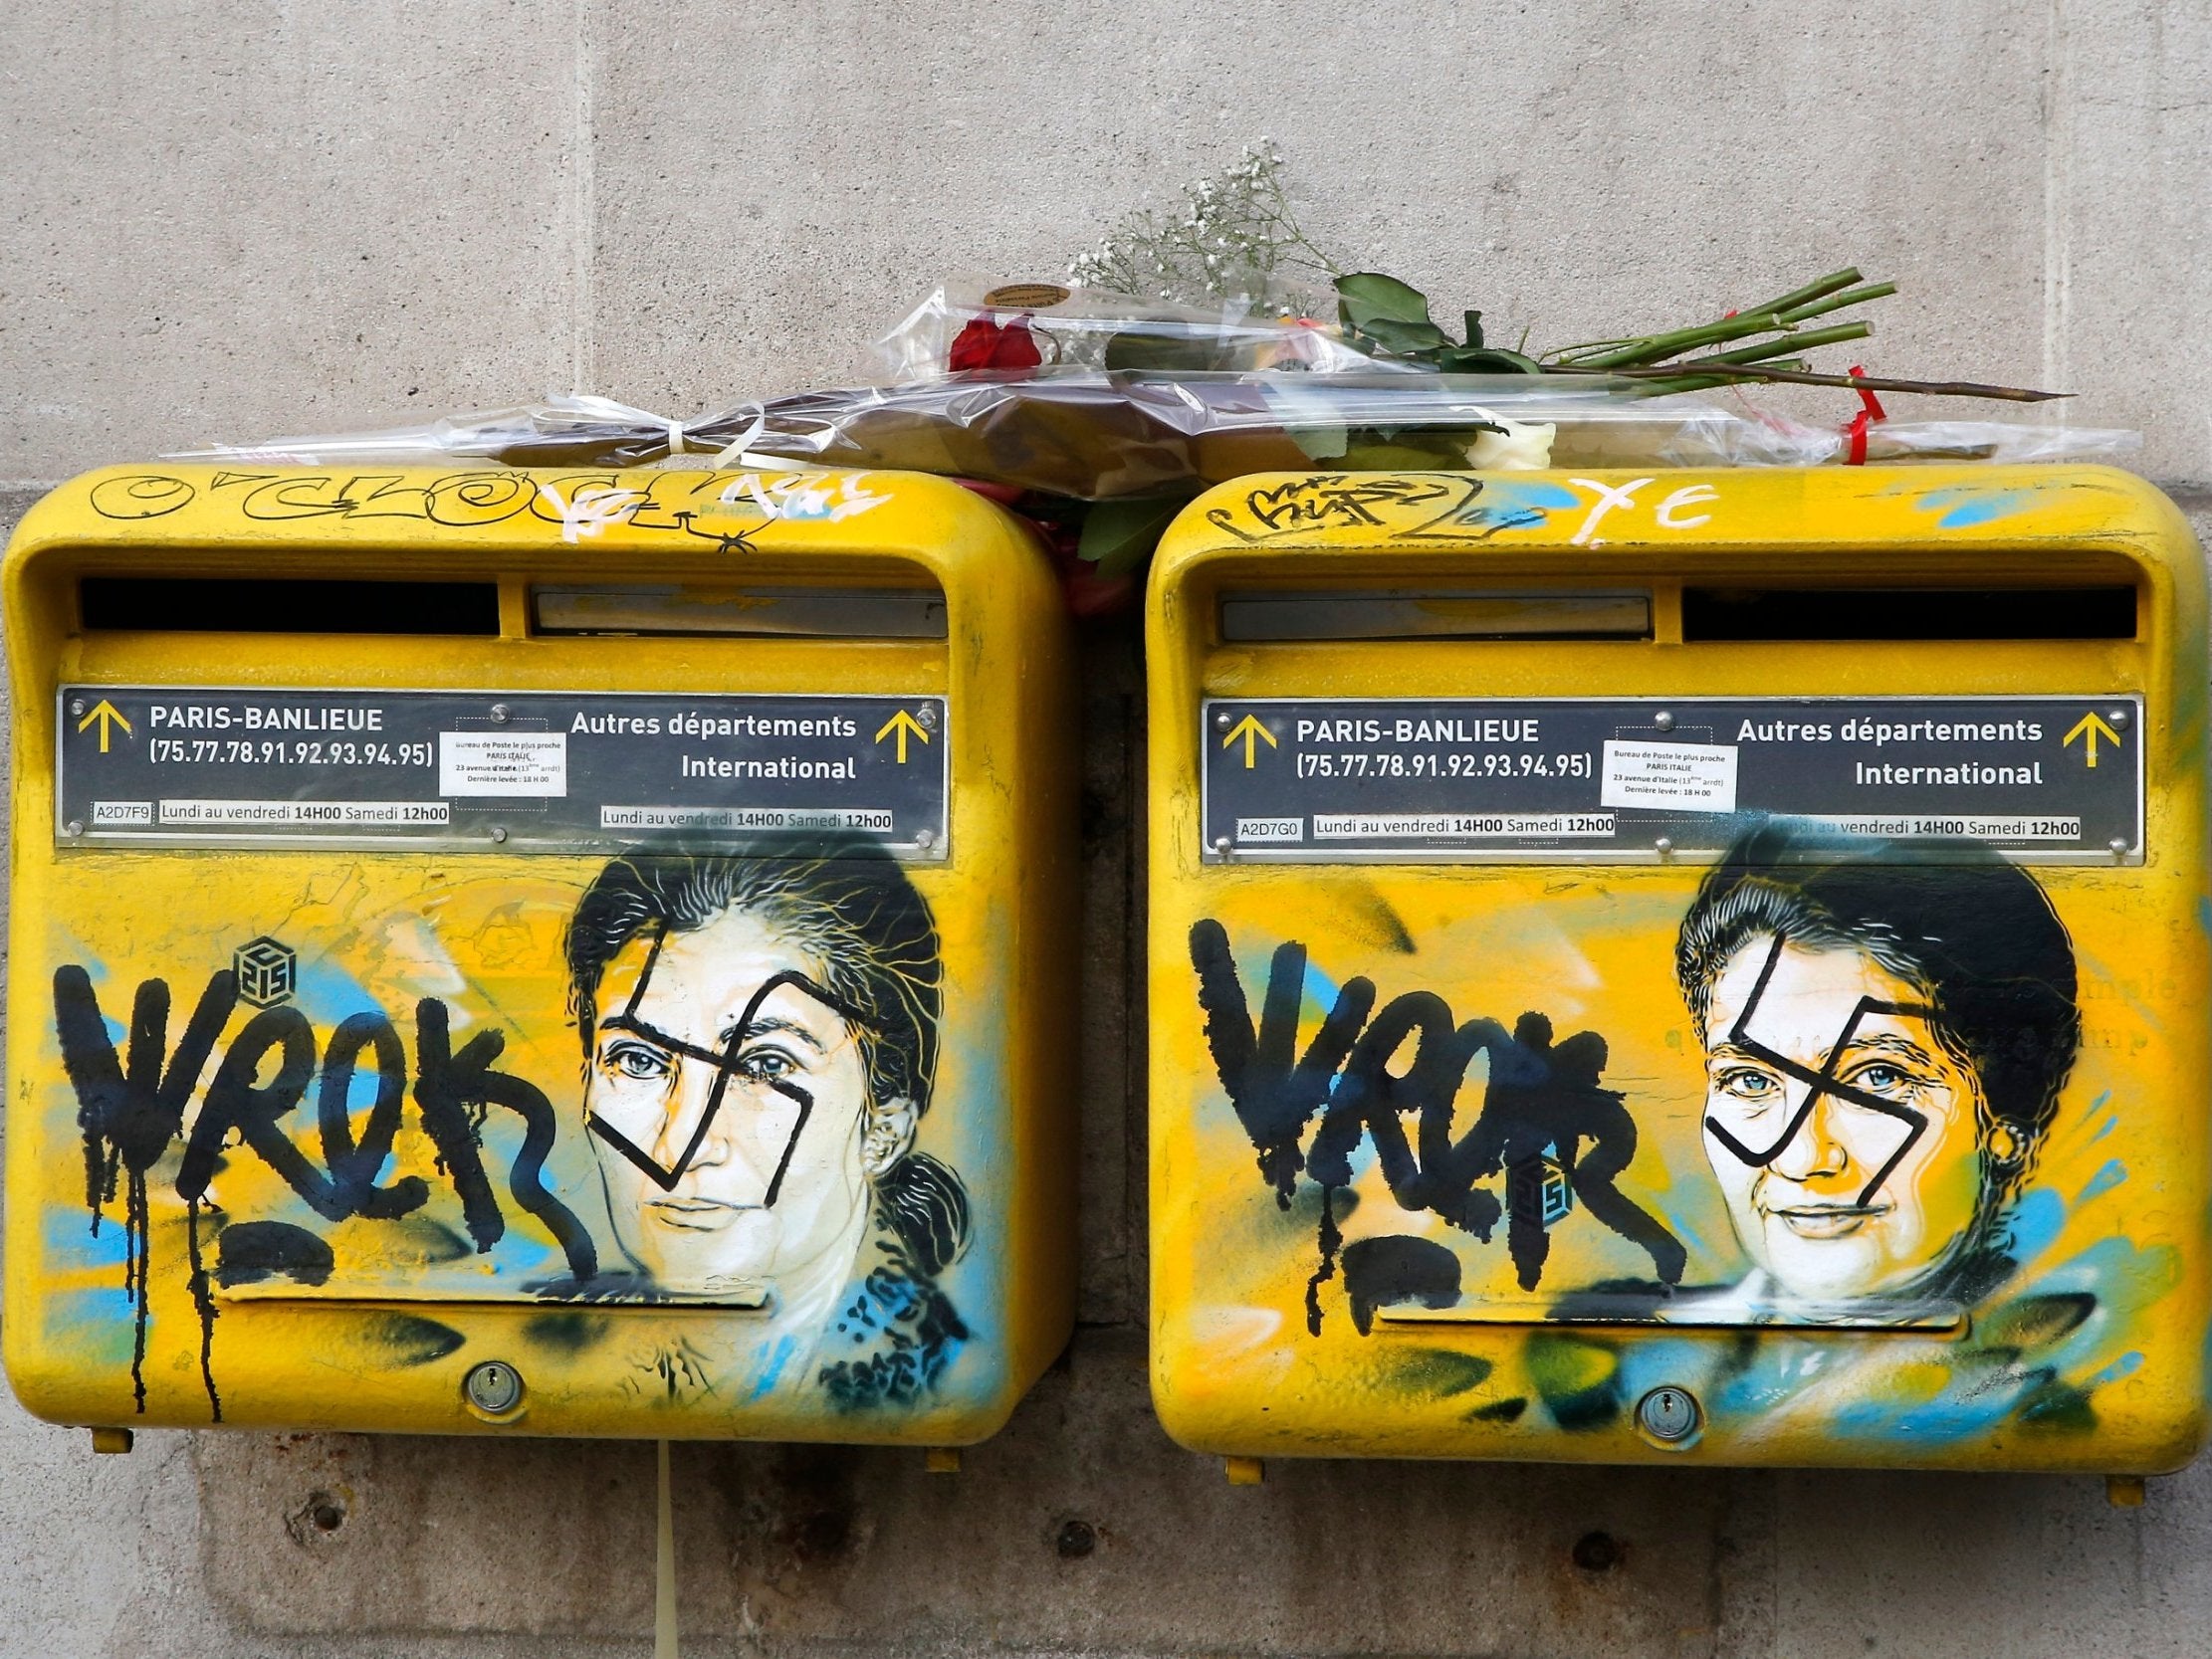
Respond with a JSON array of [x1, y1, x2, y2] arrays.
[[949, 313, 1043, 373]]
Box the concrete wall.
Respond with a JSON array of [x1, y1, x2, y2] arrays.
[[4, 2, 2212, 1653]]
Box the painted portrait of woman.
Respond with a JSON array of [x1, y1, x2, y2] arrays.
[[1673, 818, 2081, 1318], [562, 845, 970, 1407]]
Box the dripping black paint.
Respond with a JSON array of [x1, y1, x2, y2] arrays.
[[1189, 920, 1686, 1332], [54, 964, 598, 1418]]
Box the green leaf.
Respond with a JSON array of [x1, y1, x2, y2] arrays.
[[1102, 325, 1217, 373], [1287, 424, 1350, 462], [1340, 433, 1476, 470], [1356, 314, 1453, 357], [1335, 272, 1436, 333], [1463, 310, 1485, 348], [1438, 346, 1546, 375], [1077, 495, 1194, 578]]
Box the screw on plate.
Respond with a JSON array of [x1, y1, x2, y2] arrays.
[[2109, 838, 2129, 858], [917, 705, 939, 729], [489, 704, 511, 724], [1652, 710, 1675, 732], [2108, 707, 2131, 729], [488, 825, 508, 844], [464, 1360, 523, 1414], [1636, 1384, 1699, 1443], [1653, 836, 1673, 856], [1212, 835, 1232, 855], [64, 821, 84, 838], [69, 699, 85, 718], [915, 827, 937, 850], [1214, 711, 1232, 729]]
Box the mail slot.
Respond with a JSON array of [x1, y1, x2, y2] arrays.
[[3, 464, 1075, 1443], [1148, 466, 2210, 1474]]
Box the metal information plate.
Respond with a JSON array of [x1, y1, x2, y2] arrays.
[[58, 686, 949, 856], [1202, 695, 2142, 864]]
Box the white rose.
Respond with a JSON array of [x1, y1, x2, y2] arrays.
[[1463, 415, 1556, 471]]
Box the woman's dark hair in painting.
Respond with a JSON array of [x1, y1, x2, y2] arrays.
[[567, 841, 941, 1124], [1675, 817, 2080, 1278], [562, 839, 970, 1403]]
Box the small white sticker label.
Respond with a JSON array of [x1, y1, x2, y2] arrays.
[[1600, 740, 1739, 814], [91, 800, 154, 825], [440, 732, 568, 797], [1235, 817, 1305, 843]]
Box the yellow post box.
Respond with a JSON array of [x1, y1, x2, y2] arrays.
[[1148, 466, 2210, 1474], [4, 463, 1075, 1443]]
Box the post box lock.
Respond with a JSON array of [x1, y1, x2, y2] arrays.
[[3, 465, 1077, 1444], [1636, 1386, 1699, 1445], [465, 1360, 525, 1416], [1149, 465, 2211, 1475]]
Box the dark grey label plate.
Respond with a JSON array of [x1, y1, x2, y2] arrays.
[[58, 686, 949, 856], [1201, 696, 2142, 863]]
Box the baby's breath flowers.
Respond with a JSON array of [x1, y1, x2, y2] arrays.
[[1072, 145, 2061, 405], [1069, 141, 1339, 311]]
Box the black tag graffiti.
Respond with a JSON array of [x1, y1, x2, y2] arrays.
[[55, 966, 237, 1415], [1189, 921, 1685, 1332], [54, 965, 598, 1418]]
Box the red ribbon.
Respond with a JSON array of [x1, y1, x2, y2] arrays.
[[1842, 364, 1887, 465]]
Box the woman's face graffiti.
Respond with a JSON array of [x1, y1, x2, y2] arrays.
[[1700, 935, 1986, 1302], [582, 907, 907, 1300]]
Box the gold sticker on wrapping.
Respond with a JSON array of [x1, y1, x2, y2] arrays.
[[984, 283, 1071, 309]]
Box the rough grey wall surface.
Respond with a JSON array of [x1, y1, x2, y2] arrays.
[[4, 2, 2212, 1655]]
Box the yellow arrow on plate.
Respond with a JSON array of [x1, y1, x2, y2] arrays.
[[874, 709, 931, 763], [77, 699, 132, 754], [2064, 711, 2122, 768], [1220, 714, 1278, 769]]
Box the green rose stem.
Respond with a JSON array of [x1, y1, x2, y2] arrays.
[[1733, 267, 1870, 319], [1566, 322, 1871, 396], [1693, 320, 1874, 366], [1556, 310, 1788, 368], [1550, 270, 1886, 370], [1559, 362, 2068, 402], [1776, 282, 1897, 324]]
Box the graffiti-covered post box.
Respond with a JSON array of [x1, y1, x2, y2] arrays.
[[3, 464, 1075, 1445], [1148, 466, 2210, 1475]]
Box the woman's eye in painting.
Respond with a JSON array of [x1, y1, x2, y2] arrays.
[[736, 1045, 801, 1086], [602, 1041, 674, 1084], [1712, 1065, 1783, 1107], [1843, 1060, 1922, 1100]]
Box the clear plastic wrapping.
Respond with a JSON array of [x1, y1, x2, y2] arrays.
[[1689, 418, 2140, 471], [188, 394, 706, 471], [174, 375, 2140, 502], [868, 277, 1408, 380]]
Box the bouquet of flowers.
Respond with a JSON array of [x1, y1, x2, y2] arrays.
[[176, 144, 2136, 612]]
